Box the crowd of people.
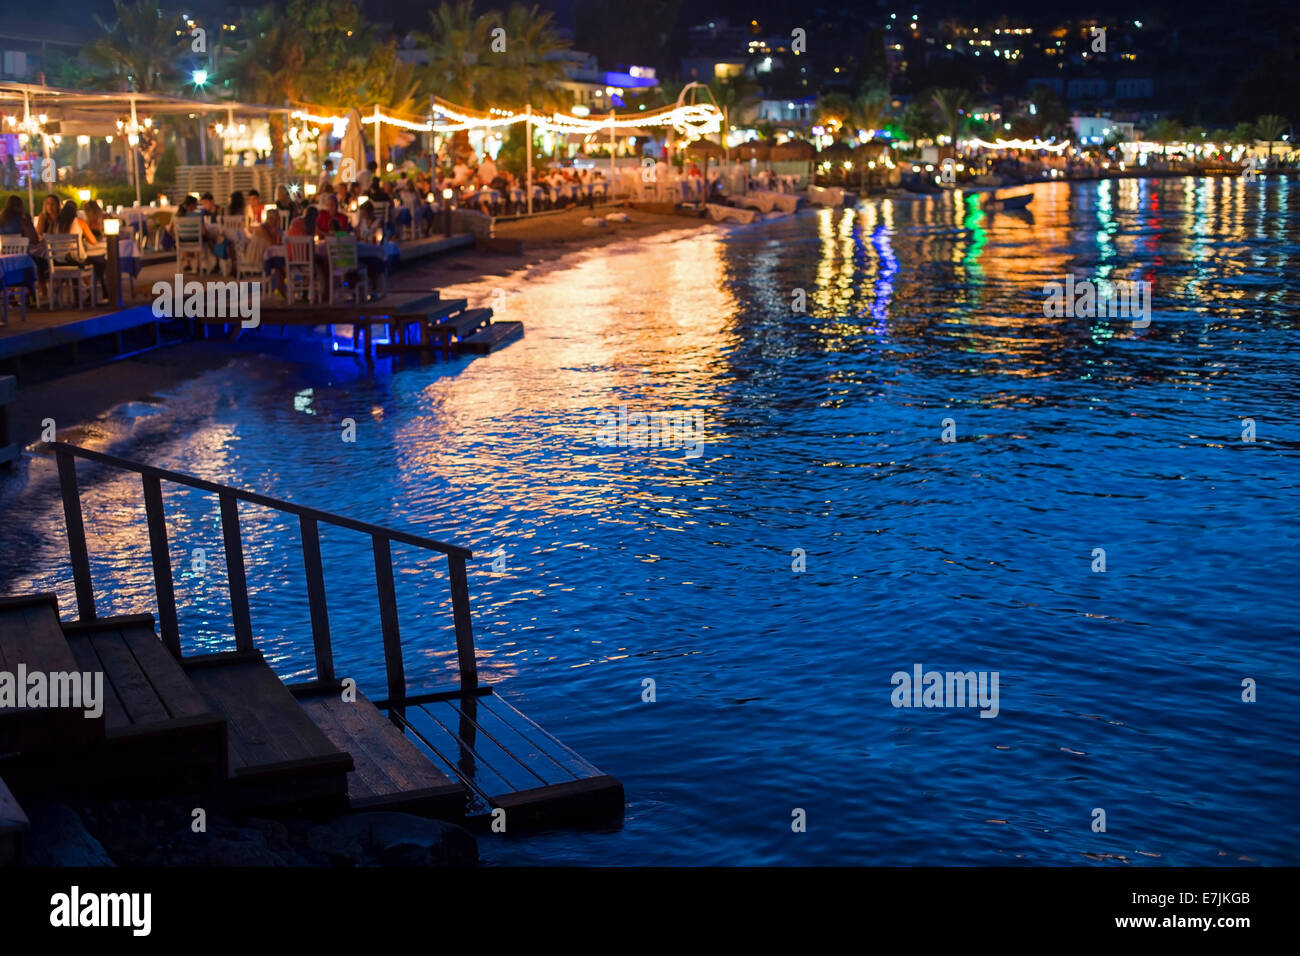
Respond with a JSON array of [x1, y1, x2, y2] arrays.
[[1, 193, 117, 301]]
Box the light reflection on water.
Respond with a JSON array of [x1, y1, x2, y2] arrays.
[[2, 179, 1298, 865]]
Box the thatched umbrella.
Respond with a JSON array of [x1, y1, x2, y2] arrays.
[[683, 139, 725, 157], [852, 141, 890, 191], [770, 139, 815, 160], [735, 141, 771, 162]]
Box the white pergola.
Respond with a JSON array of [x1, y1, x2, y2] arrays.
[[0, 80, 290, 208]]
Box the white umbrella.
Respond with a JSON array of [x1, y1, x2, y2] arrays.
[[339, 108, 367, 185]]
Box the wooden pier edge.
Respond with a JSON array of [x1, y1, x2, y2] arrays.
[[489, 775, 625, 830]]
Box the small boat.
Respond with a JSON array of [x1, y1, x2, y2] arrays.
[[707, 203, 758, 224], [807, 185, 848, 206], [984, 192, 1032, 210]]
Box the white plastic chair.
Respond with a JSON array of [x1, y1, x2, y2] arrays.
[[285, 236, 316, 303], [174, 215, 205, 273], [324, 235, 368, 304], [1, 234, 30, 323], [45, 234, 94, 310]]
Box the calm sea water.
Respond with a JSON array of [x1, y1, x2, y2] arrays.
[[2, 178, 1298, 865]]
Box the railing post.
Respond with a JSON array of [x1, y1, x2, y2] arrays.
[[141, 473, 181, 657], [447, 554, 477, 690], [220, 492, 254, 652], [372, 535, 406, 702], [55, 446, 96, 621], [299, 515, 334, 682]]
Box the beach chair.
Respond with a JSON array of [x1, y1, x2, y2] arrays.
[[324, 235, 368, 304], [44, 234, 94, 311], [174, 215, 205, 273], [0, 234, 30, 324], [285, 235, 316, 303]]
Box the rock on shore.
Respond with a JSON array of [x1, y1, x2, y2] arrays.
[[22, 800, 478, 868]]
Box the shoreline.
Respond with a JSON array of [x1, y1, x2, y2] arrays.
[[0, 206, 723, 469]]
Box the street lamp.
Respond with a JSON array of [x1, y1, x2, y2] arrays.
[[103, 217, 122, 308], [442, 187, 453, 236]]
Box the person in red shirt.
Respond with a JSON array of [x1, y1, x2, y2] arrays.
[[315, 193, 350, 238]]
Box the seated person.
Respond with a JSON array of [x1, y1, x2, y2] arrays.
[[287, 205, 318, 237], [246, 209, 285, 295], [0, 194, 48, 286], [35, 194, 61, 239], [314, 194, 350, 238], [52, 199, 108, 298], [247, 189, 265, 224]]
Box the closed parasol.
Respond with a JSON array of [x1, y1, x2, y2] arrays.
[[339, 107, 367, 185]]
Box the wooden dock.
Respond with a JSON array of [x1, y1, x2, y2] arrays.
[[0, 441, 620, 862]]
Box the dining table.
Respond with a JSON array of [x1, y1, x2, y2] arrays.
[[262, 238, 399, 274]]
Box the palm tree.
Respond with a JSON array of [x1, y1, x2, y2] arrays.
[[228, 4, 308, 167], [1145, 118, 1182, 158], [1228, 121, 1256, 145], [496, 3, 571, 113], [1255, 114, 1289, 163], [816, 92, 855, 141], [931, 88, 972, 147], [422, 1, 503, 110], [850, 88, 890, 139], [85, 0, 185, 93]]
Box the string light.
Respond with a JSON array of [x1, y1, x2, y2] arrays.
[[964, 137, 1070, 152], [294, 100, 723, 138]]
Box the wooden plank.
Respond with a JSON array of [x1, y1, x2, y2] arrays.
[[117, 622, 211, 720], [87, 629, 170, 725], [371, 536, 406, 702], [488, 774, 625, 829], [447, 555, 477, 689], [459, 321, 524, 355], [183, 654, 350, 779], [326, 691, 456, 797], [141, 473, 181, 656], [299, 694, 398, 802], [64, 631, 130, 732], [299, 515, 333, 682], [0, 603, 91, 748], [55, 449, 96, 621], [435, 308, 492, 339], [220, 493, 254, 652]]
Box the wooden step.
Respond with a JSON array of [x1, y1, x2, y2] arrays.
[[435, 307, 493, 340], [459, 321, 524, 355], [296, 687, 467, 818], [422, 298, 468, 322], [182, 651, 352, 813], [393, 688, 624, 830], [60, 616, 227, 792], [0, 594, 103, 751]]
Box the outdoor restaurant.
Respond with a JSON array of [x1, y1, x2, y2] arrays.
[[0, 78, 739, 321]]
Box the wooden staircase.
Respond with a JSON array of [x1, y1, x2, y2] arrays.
[[0, 442, 621, 857], [0, 596, 465, 820]]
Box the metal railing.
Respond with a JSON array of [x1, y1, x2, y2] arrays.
[[50, 441, 478, 698]]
